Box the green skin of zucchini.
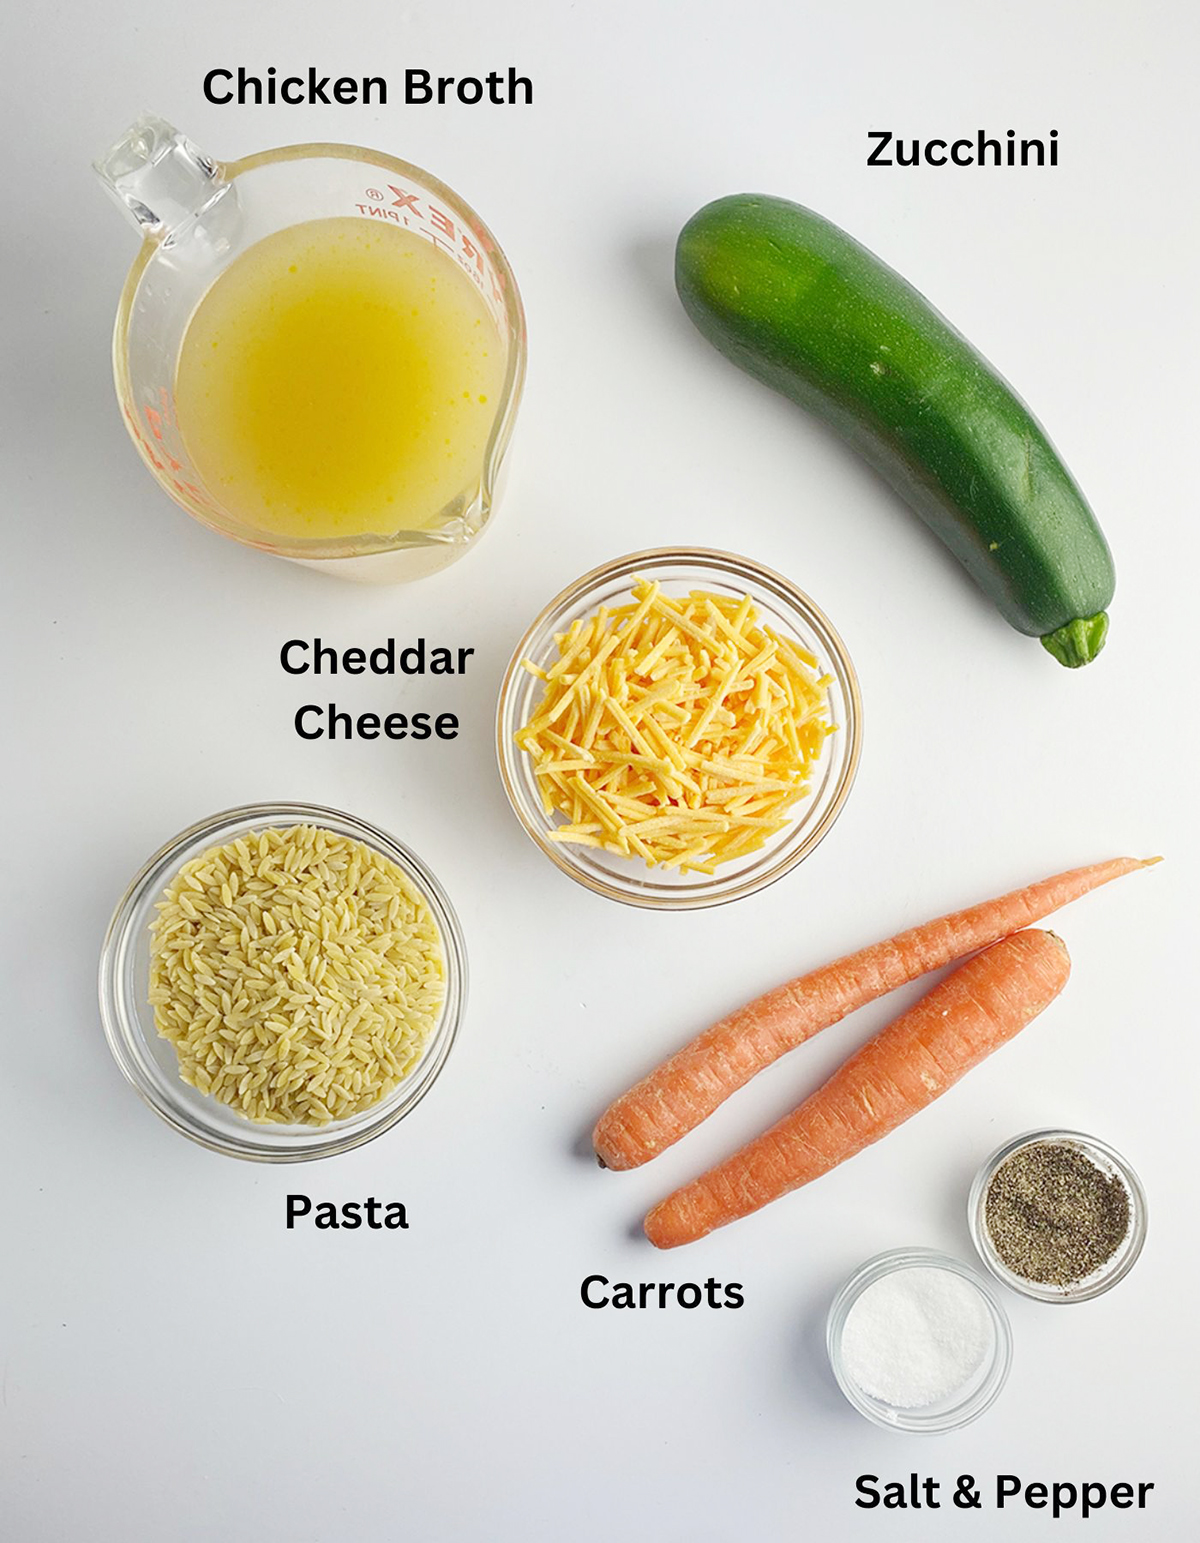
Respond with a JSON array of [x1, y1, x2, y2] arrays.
[[675, 196, 1114, 667]]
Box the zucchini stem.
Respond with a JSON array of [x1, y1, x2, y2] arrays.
[[1041, 613, 1109, 668]]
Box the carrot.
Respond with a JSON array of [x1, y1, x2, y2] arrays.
[[644, 929, 1070, 1249], [594, 856, 1155, 1170]]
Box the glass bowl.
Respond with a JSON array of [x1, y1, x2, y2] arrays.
[[827, 1248, 1013, 1433], [98, 802, 466, 1161], [496, 548, 862, 910], [968, 1129, 1147, 1303]]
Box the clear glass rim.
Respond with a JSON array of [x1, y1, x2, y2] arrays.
[[826, 1247, 1013, 1434], [98, 801, 467, 1162], [110, 140, 527, 561], [495, 546, 863, 911], [967, 1128, 1148, 1303]]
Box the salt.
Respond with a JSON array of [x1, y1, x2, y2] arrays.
[[841, 1265, 993, 1408]]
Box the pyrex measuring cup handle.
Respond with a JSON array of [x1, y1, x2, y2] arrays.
[[94, 113, 227, 239]]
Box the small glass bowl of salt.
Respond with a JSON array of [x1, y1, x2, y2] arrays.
[[827, 1248, 1012, 1433]]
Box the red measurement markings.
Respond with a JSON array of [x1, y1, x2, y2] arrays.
[[356, 183, 507, 308], [124, 400, 216, 511]]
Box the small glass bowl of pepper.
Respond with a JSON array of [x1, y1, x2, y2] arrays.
[[968, 1129, 1147, 1303]]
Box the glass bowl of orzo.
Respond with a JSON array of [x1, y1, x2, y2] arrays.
[[99, 802, 466, 1160]]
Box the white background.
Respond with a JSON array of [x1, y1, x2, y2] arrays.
[[3, 0, 1198, 1536]]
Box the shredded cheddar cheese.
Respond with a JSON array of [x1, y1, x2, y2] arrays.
[[516, 580, 835, 874]]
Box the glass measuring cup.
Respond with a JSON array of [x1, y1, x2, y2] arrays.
[[95, 115, 526, 581]]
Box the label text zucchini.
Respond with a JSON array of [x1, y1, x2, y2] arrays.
[[867, 130, 1058, 167]]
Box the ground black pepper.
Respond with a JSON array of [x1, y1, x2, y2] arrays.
[[984, 1140, 1130, 1286]]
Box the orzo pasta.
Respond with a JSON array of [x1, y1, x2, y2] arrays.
[[148, 825, 444, 1125]]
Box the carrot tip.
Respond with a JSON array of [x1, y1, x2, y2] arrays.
[[643, 1211, 672, 1249]]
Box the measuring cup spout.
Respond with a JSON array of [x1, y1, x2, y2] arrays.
[[94, 113, 227, 238]]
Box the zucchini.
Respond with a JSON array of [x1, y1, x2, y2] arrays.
[[675, 195, 1115, 667]]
